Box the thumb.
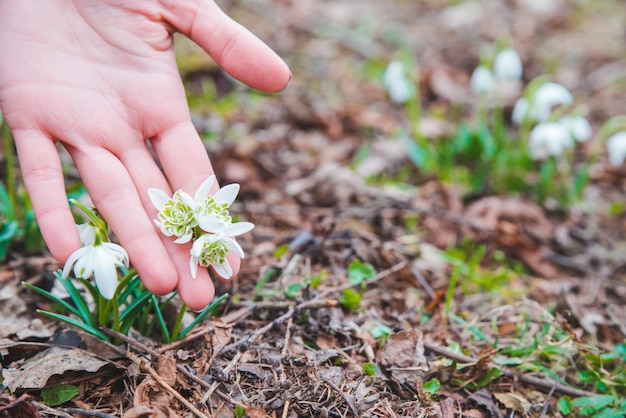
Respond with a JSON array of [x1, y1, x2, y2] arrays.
[[162, 0, 291, 92]]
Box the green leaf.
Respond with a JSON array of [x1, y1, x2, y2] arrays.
[[572, 395, 615, 415], [151, 294, 170, 344], [558, 396, 573, 415], [347, 259, 376, 285], [363, 362, 377, 376], [41, 384, 81, 406], [423, 378, 440, 393], [234, 404, 246, 418], [273, 243, 289, 258], [178, 293, 228, 339], [339, 288, 362, 312], [22, 281, 83, 319], [369, 324, 391, 340], [474, 367, 503, 388], [36, 310, 109, 341]]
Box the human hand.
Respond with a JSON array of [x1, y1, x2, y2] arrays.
[[0, 0, 290, 310]]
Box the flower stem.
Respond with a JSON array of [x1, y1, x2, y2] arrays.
[[171, 304, 188, 342]]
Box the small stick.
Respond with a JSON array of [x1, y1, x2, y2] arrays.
[[127, 351, 209, 418], [100, 328, 234, 406], [321, 378, 359, 417]]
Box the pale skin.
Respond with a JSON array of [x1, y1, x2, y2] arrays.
[[0, 0, 291, 310]]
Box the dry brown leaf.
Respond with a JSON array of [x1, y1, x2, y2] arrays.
[[380, 329, 428, 387], [493, 392, 531, 414], [2, 346, 111, 392]]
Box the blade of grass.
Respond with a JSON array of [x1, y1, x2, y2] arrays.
[[178, 293, 228, 339], [151, 294, 170, 343], [37, 310, 109, 341], [22, 282, 83, 319]]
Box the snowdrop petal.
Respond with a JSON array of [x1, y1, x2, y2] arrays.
[[189, 253, 199, 279], [225, 222, 255, 237], [214, 184, 240, 207], [606, 132, 626, 167], [76, 223, 96, 246], [62, 247, 88, 279], [93, 248, 119, 299], [148, 188, 171, 211], [560, 116, 592, 142], [197, 215, 226, 233], [213, 261, 233, 279], [224, 236, 245, 259], [470, 66, 494, 94], [174, 232, 193, 244], [193, 175, 216, 203], [529, 122, 572, 159], [73, 248, 95, 279], [512, 97, 529, 125]]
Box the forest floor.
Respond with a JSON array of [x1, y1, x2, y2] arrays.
[[2, 0, 626, 417]]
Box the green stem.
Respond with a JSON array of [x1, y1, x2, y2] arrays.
[[171, 304, 188, 342]]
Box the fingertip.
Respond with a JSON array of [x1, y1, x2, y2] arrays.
[[177, 268, 216, 311], [134, 254, 178, 295]]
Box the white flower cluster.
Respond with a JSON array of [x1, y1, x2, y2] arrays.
[[505, 72, 592, 160], [62, 217, 129, 300], [149, 175, 254, 279], [470, 48, 523, 94]]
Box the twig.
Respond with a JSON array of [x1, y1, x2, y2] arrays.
[[321, 377, 359, 417], [157, 324, 214, 354], [59, 408, 117, 418], [540, 383, 558, 418], [99, 328, 234, 407], [410, 264, 436, 300], [32, 401, 75, 418], [423, 341, 599, 398], [126, 351, 209, 418]]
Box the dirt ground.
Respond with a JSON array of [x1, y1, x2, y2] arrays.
[[2, 0, 626, 416]]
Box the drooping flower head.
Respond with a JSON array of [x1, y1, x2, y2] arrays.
[[493, 48, 523, 82], [470, 66, 495, 94], [383, 60, 416, 104], [513, 81, 574, 125], [606, 132, 626, 167], [528, 121, 574, 160], [62, 201, 129, 300]]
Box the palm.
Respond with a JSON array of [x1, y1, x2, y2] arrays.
[[0, 0, 290, 310]]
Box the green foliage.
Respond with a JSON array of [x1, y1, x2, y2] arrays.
[[234, 404, 247, 418], [41, 384, 81, 406], [422, 378, 441, 394], [339, 288, 362, 312], [347, 259, 377, 285], [25, 270, 228, 344], [363, 362, 377, 376], [1, 123, 44, 261], [369, 323, 391, 340]]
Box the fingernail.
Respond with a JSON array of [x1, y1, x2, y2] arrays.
[[282, 72, 293, 91]]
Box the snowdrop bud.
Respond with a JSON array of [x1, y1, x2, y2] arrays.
[[383, 61, 416, 104], [493, 48, 523, 81], [533, 82, 573, 122], [529, 121, 573, 160], [606, 132, 626, 167], [560, 116, 592, 142], [470, 66, 495, 94]]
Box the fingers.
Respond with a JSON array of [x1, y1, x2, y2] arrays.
[[12, 129, 81, 263], [69, 145, 178, 296], [163, 0, 291, 92], [118, 140, 218, 310]]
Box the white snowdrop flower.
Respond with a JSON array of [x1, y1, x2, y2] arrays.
[[192, 175, 254, 236], [62, 240, 129, 300], [383, 61, 416, 104], [493, 48, 523, 81], [470, 66, 495, 94], [149, 188, 197, 244], [529, 121, 573, 160], [512, 97, 530, 125], [513, 82, 574, 124], [533, 82, 574, 122], [559, 115, 592, 142], [189, 232, 245, 279], [76, 223, 97, 246], [606, 132, 626, 167]]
